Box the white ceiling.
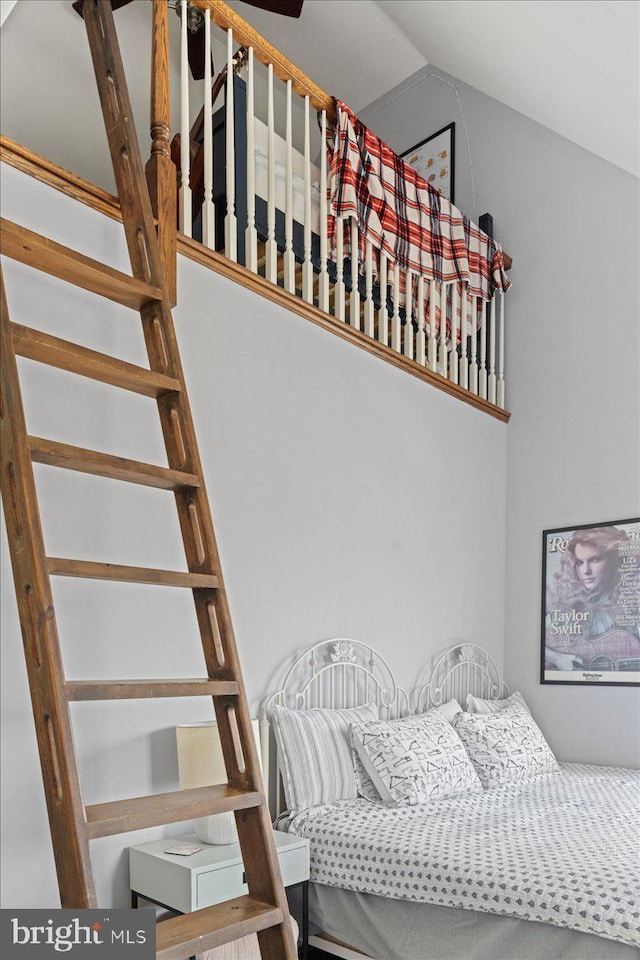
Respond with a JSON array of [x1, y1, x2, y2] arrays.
[[1, 0, 638, 180], [231, 0, 640, 177]]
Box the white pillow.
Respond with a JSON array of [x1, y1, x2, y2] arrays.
[[429, 698, 464, 721], [466, 690, 530, 715], [352, 701, 463, 802], [452, 704, 558, 788], [273, 703, 378, 812], [350, 713, 482, 806]]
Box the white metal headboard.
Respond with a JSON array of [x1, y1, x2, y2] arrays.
[[261, 638, 409, 817], [413, 643, 508, 714]]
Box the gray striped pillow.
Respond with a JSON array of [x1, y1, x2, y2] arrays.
[[273, 703, 379, 812]]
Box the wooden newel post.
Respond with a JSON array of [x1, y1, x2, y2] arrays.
[[146, 0, 177, 305]]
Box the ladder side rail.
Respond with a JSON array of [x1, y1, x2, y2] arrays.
[[0, 271, 96, 907], [81, 5, 296, 955]]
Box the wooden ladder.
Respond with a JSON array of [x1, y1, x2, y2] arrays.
[[0, 2, 296, 958]]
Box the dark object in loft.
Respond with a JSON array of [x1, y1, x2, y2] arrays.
[[73, 0, 303, 80]]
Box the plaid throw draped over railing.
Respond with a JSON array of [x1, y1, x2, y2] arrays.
[[327, 101, 510, 335]]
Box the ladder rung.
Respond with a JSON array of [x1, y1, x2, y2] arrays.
[[65, 679, 238, 700], [28, 436, 199, 491], [46, 558, 218, 589], [0, 218, 163, 309], [156, 897, 285, 960], [11, 323, 181, 398], [85, 785, 262, 838]]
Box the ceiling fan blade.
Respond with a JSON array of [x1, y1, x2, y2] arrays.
[[241, 0, 303, 16], [186, 0, 303, 79], [187, 24, 212, 82]]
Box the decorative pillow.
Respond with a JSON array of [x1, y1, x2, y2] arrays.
[[352, 747, 383, 802], [452, 705, 558, 788], [273, 703, 378, 812], [350, 714, 482, 806], [429, 698, 463, 721], [352, 702, 462, 802], [466, 690, 530, 715]]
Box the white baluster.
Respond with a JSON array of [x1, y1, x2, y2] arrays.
[[459, 283, 469, 390], [201, 9, 215, 248], [479, 300, 488, 399], [335, 217, 345, 320], [391, 264, 401, 352], [416, 276, 426, 365], [403, 271, 413, 359], [428, 279, 437, 370], [350, 219, 360, 328], [302, 95, 314, 303], [283, 79, 295, 293], [488, 294, 497, 404], [224, 29, 237, 262], [244, 47, 257, 272], [378, 252, 388, 345], [318, 110, 330, 313], [449, 283, 459, 383], [178, 0, 192, 237], [364, 241, 374, 336], [265, 63, 277, 283], [438, 283, 448, 375], [469, 294, 479, 394], [497, 291, 506, 408]]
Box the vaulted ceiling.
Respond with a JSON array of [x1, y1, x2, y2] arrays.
[[1, 1, 638, 181], [229, 0, 639, 177]]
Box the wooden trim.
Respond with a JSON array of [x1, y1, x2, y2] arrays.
[[1, 136, 121, 221], [190, 0, 337, 123], [180, 236, 511, 423], [1, 139, 510, 422]]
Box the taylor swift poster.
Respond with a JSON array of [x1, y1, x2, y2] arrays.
[[541, 518, 640, 686]]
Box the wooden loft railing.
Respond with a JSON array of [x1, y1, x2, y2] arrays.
[[0, 133, 509, 423], [2, 0, 511, 421], [193, 0, 336, 122]]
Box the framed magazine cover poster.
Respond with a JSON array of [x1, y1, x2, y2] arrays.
[[401, 122, 455, 203], [541, 517, 640, 686]]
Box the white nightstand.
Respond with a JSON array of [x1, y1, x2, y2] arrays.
[[129, 830, 310, 957]]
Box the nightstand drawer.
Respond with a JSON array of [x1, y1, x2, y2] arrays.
[[278, 844, 309, 888], [196, 842, 309, 908], [197, 862, 246, 907]]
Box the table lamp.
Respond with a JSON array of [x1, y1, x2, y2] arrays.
[[176, 719, 262, 845]]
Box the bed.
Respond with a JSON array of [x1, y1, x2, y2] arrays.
[[262, 640, 640, 960]]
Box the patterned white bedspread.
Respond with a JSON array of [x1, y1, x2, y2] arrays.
[[289, 763, 640, 947]]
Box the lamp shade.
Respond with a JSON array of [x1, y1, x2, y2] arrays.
[[175, 719, 262, 844]]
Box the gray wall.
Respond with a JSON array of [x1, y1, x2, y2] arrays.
[[0, 162, 507, 907], [0, 0, 313, 194], [361, 66, 640, 767]]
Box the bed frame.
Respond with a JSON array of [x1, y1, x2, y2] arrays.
[[260, 640, 508, 960], [412, 642, 508, 713]]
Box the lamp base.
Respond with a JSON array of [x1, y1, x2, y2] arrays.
[[193, 812, 238, 845]]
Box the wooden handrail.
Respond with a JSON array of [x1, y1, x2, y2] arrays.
[[188, 0, 337, 124]]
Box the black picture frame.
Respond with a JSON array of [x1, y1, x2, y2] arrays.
[[401, 122, 455, 204], [540, 517, 640, 687]]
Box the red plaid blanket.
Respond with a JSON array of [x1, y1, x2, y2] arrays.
[[327, 101, 510, 331]]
